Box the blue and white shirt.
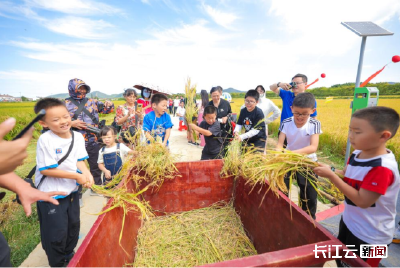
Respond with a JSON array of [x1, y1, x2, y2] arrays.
[[35, 130, 88, 197], [143, 111, 174, 145]]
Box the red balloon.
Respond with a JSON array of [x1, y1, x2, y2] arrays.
[[392, 55, 400, 63], [321, 73, 326, 78]]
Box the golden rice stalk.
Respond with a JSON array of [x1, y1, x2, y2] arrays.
[[184, 77, 199, 142]]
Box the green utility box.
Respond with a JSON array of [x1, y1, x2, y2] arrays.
[[351, 87, 379, 114]]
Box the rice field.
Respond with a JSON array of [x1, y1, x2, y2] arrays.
[[230, 97, 400, 166]]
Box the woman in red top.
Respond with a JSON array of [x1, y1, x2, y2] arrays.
[[137, 88, 153, 114]]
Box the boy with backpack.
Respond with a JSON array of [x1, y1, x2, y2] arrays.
[[34, 98, 94, 267]]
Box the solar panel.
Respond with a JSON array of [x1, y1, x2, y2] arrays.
[[341, 21, 393, 37]]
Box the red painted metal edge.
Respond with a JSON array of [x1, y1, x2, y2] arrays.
[[68, 198, 113, 267], [201, 240, 369, 267], [316, 203, 345, 222], [272, 183, 345, 243]]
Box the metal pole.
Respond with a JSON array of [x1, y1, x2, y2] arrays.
[[344, 36, 367, 165]]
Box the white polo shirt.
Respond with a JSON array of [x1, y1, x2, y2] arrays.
[[279, 117, 322, 161], [35, 130, 88, 197]]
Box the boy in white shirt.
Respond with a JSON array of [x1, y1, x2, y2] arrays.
[[276, 92, 322, 219], [34, 98, 94, 267]]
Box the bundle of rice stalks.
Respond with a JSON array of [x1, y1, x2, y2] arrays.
[[222, 140, 321, 198], [221, 139, 242, 179], [320, 177, 345, 202], [130, 202, 257, 267], [132, 140, 180, 190], [184, 77, 199, 142]]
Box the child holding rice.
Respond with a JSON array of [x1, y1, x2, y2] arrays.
[[98, 126, 132, 185], [276, 92, 322, 219], [314, 106, 400, 267], [143, 94, 173, 147], [233, 89, 266, 151], [189, 106, 223, 160]]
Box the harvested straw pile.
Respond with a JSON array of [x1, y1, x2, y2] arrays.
[[131, 202, 257, 267]]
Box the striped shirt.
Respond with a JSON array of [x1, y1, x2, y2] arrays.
[[279, 117, 322, 161], [343, 150, 400, 244]]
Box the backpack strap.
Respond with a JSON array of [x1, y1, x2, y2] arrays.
[[66, 97, 99, 125], [36, 131, 75, 189]]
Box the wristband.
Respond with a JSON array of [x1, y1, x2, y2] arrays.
[[277, 82, 280, 88]]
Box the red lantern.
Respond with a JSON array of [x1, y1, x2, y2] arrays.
[[392, 55, 400, 63], [321, 73, 326, 78]]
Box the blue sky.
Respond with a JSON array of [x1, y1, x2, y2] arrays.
[[0, 0, 399, 98]]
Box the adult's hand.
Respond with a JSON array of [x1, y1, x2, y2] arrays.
[[0, 172, 66, 216], [0, 118, 33, 175], [221, 117, 228, 124], [104, 100, 113, 108], [279, 83, 291, 91], [70, 119, 87, 130], [17, 182, 67, 216]]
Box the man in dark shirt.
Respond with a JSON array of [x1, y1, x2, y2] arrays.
[[234, 90, 266, 150], [189, 106, 224, 160]]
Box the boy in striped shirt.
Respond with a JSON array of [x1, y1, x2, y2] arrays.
[[277, 92, 322, 219], [314, 106, 400, 267]]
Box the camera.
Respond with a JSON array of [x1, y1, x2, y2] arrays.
[[71, 119, 105, 137], [289, 82, 297, 89]]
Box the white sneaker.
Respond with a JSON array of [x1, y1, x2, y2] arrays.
[[393, 226, 400, 244]]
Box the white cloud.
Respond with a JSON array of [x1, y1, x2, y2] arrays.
[[42, 17, 114, 39], [268, 0, 400, 56], [203, 4, 238, 29], [24, 0, 122, 15], [2, 1, 400, 98]]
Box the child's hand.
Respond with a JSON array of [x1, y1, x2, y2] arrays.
[[234, 133, 242, 142], [313, 163, 335, 179], [83, 173, 94, 188], [104, 170, 112, 179], [75, 173, 88, 185]]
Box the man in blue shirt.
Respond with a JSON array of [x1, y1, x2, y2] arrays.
[[269, 73, 317, 123]]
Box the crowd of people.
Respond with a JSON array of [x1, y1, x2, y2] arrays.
[[0, 74, 399, 267]]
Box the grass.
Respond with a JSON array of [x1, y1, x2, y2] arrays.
[[0, 200, 40, 267]]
